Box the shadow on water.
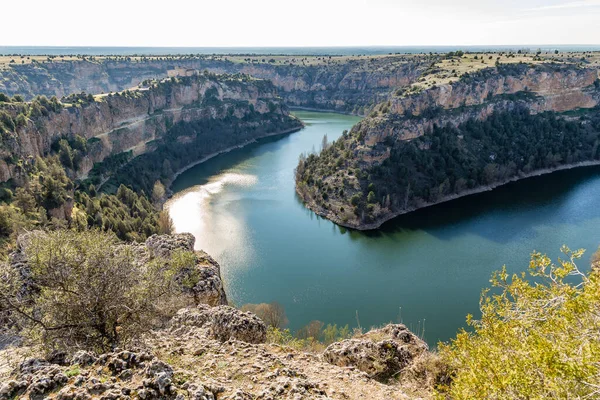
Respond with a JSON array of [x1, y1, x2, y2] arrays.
[[351, 165, 600, 244]]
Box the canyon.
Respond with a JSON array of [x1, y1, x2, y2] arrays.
[[1, 49, 600, 399], [0, 55, 432, 115]]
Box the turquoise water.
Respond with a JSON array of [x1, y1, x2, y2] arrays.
[[167, 111, 600, 345]]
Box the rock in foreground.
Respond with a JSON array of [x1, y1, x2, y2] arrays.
[[324, 324, 429, 382]]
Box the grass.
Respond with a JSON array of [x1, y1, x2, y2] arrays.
[[64, 365, 81, 378]]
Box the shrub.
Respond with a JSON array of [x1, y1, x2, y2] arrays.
[[439, 246, 600, 398], [0, 230, 197, 352]]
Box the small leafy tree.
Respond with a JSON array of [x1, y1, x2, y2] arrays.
[[439, 246, 600, 399]]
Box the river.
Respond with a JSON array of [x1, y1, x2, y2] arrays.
[[166, 110, 600, 345]]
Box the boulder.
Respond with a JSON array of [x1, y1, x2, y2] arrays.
[[171, 304, 267, 344], [190, 251, 228, 306], [208, 305, 267, 344], [145, 233, 195, 258], [323, 324, 428, 381]]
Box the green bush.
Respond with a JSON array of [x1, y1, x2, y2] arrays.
[[0, 230, 197, 351], [367, 191, 376, 203], [439, 246, 600, 399]]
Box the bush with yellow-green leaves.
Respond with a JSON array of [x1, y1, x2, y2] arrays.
[[439, 246, 600, 399]]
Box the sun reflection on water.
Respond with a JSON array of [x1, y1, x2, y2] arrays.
[[165, 172, 258, 269]]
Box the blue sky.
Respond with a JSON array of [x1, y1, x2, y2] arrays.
[[3, 0, 599, 46]]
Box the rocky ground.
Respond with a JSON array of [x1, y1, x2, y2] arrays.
[[0, 308, 434, 399], [0, 235, 439, 399]]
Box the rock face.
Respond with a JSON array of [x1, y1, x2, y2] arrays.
[[358, 64, 600, 145], [0, 56, 433, 114], [0, 73, 301, 184], [139, 233, 229, 307], [200, 57, 431, 114], [323, 324, 428, 382]]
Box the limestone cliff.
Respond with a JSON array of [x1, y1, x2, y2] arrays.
[[0, 73, 301, 184], [295, 63, 600, 229], [0, 56, 432, 115]]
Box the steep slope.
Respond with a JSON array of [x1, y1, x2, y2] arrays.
[[0, 73, 302, 187], [295, 63, 600, 229]]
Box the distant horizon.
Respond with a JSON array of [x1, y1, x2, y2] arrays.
[[2, 44, 600, 57]]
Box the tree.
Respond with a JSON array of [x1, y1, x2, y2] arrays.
[[58, 139, 74, 170], [439, 246, 600, 399], [321, 134, 329, 152], [367, 191, 376, 204], [241, 302, 288, 329], [152, 180, 166, 204], [0, 230, 198, 352], [14, 188, 37, 216], [0, 206, 14, 237], [296, 320, 324, 340], [157, 210, 174, 234]]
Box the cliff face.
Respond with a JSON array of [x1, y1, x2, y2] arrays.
[[201, 57, 430, 114], [0, 73, 298, 184], [295, 63, 600, 229], [0, 56, 432, 115], [359, 64, 599, 148]]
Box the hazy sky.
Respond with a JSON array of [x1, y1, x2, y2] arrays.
[[4, 0, 600, 46]]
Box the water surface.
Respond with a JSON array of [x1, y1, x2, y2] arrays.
[[167, 111, 600, 344]]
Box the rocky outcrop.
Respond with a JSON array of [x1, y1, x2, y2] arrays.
[[0, 298, 430, 400], [0, 318, 428, 400], [171, 304, 267, 344], [136, 233, 229, 306], [0, 73, 301, 184], [323, 324, 428, 382]]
